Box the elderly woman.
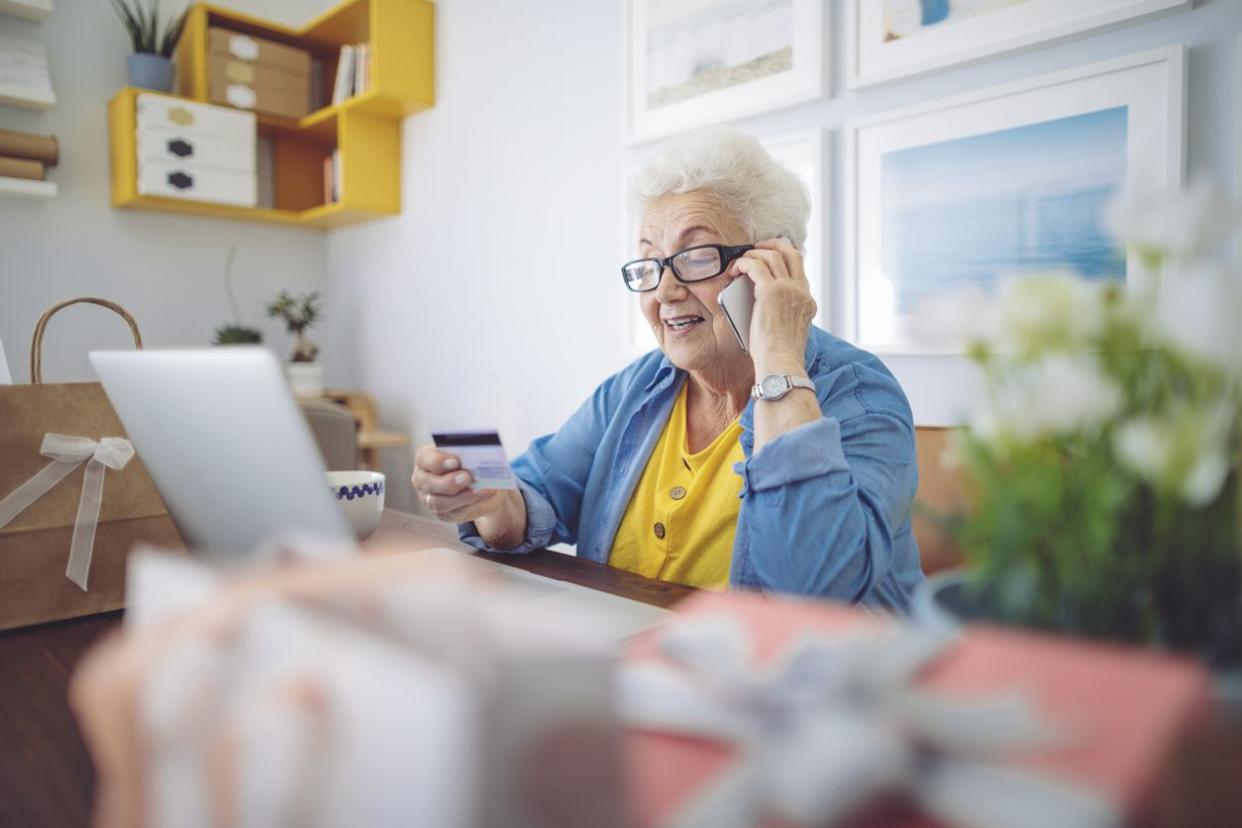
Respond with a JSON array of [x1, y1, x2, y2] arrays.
[[413, 130, 922, 610]]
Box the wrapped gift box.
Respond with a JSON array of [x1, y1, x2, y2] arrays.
[[623, 592, 1224, 828], [73, 548, 627, 828]]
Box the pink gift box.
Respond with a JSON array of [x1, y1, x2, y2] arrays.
[[624, 591, 1220, 828]]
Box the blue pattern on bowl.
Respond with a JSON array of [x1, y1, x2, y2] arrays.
[[332, 480, 385, 501]]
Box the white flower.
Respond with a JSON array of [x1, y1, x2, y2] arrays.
[[1114, 407, 1233, 506], [1106, 180, 1238, 261], [973, 354, 1123, 443], [995, 272, 1107, 354], [1151, 262, 1242, 374]]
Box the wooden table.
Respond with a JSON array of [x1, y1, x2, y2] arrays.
[[0, 511, 694, 828]]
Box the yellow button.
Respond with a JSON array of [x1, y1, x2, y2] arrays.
[[669, 486, 687, 500], [653, 522, 666, 539]]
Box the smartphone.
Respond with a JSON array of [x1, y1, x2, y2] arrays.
[[718, 275, 754, 353]]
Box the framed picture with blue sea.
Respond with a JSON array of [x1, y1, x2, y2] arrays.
[[623, 129, 827, 354], [845, 0, 1192, 89], [626, 0, 825, 143], [842, 45, 1185, 353]]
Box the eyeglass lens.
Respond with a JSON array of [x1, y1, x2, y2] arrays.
[[622, 246, 728, 292]]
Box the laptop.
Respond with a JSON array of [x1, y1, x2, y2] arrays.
[[91, 347, 352, 555], [90, 347, 668, 638]]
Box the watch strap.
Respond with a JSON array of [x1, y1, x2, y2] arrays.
[[752, 374, 815, 401]]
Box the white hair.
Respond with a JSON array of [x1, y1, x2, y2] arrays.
[[630, 128, 811, 251]]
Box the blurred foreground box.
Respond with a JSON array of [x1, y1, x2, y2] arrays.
[[623, 591, 1236, 828]]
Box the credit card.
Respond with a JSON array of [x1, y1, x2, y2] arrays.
[[430, 430, 517, 490]]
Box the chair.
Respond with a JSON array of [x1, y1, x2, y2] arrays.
[[299, 399, 359, 471], [913, 426, 968, 575]]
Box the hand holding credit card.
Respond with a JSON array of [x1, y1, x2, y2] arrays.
[[431, 430, 517, 490]]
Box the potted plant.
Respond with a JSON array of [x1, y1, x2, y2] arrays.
[[266, 290, 323, 397], [110, 0, 189, 92], [212, 246, 263, 346], [911, 184, 1242, 681], [213, 325, 262, 345]]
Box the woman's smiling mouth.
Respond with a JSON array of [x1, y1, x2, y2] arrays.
[[663, 315, 705, 331]]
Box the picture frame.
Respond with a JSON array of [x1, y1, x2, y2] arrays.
[[842, 45, 1186, 354], [623, 128, 827, 354], [845, 0, 1192, 90], [626, 0, 825, 144]]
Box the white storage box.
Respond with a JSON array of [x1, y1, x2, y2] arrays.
[[136, 93, 254, 141], [138, 158, 256, 207], [135, 93, 257, 208], [136, 124, 255, 172]]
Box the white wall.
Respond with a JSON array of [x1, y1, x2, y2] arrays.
[[0, 0, 332, 384]]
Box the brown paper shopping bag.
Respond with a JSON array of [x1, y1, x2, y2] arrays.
[[0, 298, 183, 630]]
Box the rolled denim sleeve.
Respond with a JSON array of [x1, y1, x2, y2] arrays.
[[734, 396, 916, 602], [457, 477, 560, 554]]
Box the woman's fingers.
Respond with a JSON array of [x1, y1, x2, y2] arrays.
[[413, 446, 468, 490], [412, 442, 503, 523], [740, 245, 789, 281], [736, 238, 817, 361], [414, 444, 461, 474], [438, 490, 503, 524], [412, 443, 473, 504], [730, 250, 775, 285], [752, 238, 806, 283], [411, 466, 470, 496], [425, 487, 490, 517]]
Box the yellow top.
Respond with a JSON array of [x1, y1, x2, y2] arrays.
[[608, 382, 745, 590]]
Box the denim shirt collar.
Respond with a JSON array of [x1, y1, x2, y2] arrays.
[[642, 327, 824, 438]]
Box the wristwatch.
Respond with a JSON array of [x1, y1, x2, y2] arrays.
[[752, 374, 815, 401]]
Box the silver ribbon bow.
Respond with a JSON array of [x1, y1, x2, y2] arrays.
[[0, 433, 135, 590], [619, 615, 1120, 828]]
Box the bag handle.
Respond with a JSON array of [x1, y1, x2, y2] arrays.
[[30, 297, 144, 385]]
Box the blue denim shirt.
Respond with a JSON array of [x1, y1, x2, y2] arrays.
[[460, 326, 924, 611]]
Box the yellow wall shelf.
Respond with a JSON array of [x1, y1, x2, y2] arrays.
[[108, 0, 434, 230]]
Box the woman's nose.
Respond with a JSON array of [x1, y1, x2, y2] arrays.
[[653, 265, 685, 302]]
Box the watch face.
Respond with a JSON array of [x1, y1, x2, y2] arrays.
[[760, 375, 788, 398]]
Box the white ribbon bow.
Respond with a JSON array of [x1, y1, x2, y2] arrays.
[[619, 615, 1120, 828], [0, 434, 135, 590]]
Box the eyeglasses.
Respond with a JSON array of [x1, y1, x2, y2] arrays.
[[621, 243, 754, 293]]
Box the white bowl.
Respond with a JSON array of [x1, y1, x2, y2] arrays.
[[326, 470, 385, 541]]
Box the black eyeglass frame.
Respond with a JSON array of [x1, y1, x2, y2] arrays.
[[620, 243, 755, 293]]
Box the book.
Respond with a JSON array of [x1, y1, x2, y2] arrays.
[[321, 149, 342, 203], [353, 43, 369, 97], [0, 155, 43, 180], [0, 34, 54, 106], [331, 148, 341, 203], [331, 44, 355, 105]]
